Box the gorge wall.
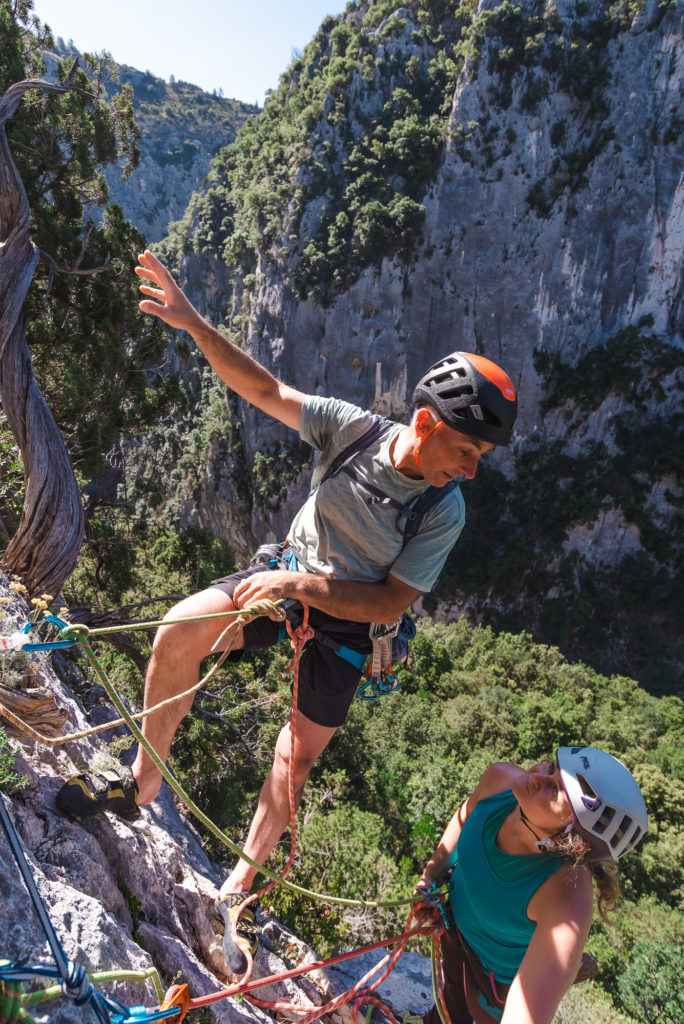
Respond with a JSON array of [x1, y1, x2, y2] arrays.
[[44, 42, 259, 242]]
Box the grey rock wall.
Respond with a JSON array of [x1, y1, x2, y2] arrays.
[[177, 1, 682, 544]]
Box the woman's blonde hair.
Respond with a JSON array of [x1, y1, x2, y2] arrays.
[[552, 831, 620, 919]]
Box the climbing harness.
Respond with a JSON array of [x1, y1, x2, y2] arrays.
[[310, 415, 454, 698], [250, 538, 418, 701], [0, 793, 178, 1023]]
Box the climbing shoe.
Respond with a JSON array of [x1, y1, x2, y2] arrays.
[[574, 951, 598, 984], [55, 766, 140, 822], [215, 891, 259, 975]]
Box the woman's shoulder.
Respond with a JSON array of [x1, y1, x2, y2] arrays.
[[530, 859, 594, 925], [473, 762, 525, 801]]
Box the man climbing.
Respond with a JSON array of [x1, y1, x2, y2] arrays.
[[56, 250, 518, 975]]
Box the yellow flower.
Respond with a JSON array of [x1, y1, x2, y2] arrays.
[[0, 597, 10, 603], [58, 607, 70, 619], [30, 598, 48, 611], [40, 593, 53, 602], [9, 581, 27, 594]]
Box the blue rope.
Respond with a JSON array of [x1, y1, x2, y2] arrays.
[[0, 795, 178, 1022]]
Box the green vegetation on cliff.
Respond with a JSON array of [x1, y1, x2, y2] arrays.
[[166, 0, 653, 311]]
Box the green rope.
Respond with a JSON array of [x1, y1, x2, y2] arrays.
[[0, 963, 36, 1024], [59, 605, 268, 642], [21, 967, 165, 1008], [430, 937, 450, 1024], [72, 623, 416, 912]]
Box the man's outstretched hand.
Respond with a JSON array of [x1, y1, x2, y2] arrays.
[[136, 249, 203, 334]]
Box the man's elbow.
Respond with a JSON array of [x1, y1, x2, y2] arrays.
[[374, 592, 413, 624]]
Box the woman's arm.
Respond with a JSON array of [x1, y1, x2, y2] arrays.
[[499, 864, 594, 1024], [418, 762, 523, 887]]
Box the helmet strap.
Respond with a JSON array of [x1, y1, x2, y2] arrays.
[[413, 415, 443, 474]]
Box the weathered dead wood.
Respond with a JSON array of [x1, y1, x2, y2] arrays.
[[0, 677, 70, 737], [0, 74, 85, 596]]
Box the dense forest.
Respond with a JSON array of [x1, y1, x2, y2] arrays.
[[0, 2, 683, 1023]]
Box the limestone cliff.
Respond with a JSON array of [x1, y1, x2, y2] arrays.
[[143, 0, 683, 690], [44, 43, 259, 242]]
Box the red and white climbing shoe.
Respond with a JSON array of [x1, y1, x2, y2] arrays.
[[214, 891, 259, 975]]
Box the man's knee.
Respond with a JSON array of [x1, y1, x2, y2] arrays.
[[272, 717, 335, 787], [273, 751, 318, 796]]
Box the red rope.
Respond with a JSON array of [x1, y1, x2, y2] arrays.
[[226, 608, 315, 978], [187, 920, 439, 1011]]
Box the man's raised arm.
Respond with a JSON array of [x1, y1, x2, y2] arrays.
[[136, 250, 305, 432]]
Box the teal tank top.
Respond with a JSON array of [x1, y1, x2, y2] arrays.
[[448, 789, 564, 983]]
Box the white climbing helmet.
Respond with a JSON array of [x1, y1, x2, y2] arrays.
[[556, 746, 648, 862]]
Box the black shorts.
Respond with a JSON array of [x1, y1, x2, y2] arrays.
[[210, 564, 372, 728]]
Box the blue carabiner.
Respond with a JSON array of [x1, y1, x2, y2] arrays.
[[14, 614, 78, 652]]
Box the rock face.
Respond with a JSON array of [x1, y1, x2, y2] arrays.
[[0, 575, 432, 1023], [44, 44, 259, 242], [149, 0, 683, 687]]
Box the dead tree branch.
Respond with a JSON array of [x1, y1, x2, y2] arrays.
[[0, 73, 85, 595]]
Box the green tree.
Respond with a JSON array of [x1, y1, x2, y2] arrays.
[[617, 941, 684, 1024], [0, 0, 184, 593]]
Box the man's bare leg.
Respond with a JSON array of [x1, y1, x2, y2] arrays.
[[219, 711, 337, 897], [132, 586, 244, 805]]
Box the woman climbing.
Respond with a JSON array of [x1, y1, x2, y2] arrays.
[[414, 746, 648, 1024]]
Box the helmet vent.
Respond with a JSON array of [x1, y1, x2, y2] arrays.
[[481, 407, 502, 427], [610, 814, 633, 849], [629, 825, 643, 848], [439, 384, 474, 399], [593, 806, 616, 835], [577, 774, 598, 799], [577, 774, 603, 811]]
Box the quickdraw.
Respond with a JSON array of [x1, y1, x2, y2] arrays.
[[415, 882, 451, 933], [356, 613, 416, 701], [0, 615, 77, 653]]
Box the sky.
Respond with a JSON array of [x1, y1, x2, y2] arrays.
[[30, 0, 346, 107]]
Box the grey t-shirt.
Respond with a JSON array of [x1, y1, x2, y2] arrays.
[[286, 396, 465, 592]]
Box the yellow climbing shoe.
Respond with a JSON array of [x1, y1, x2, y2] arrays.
[[215, 891, 259, 975], [55, 766, 140, 822]]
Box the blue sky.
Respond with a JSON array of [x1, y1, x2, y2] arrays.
[[30, 0, 345, 107]]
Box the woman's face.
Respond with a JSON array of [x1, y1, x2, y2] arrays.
[[513, 759, 574, 835]]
